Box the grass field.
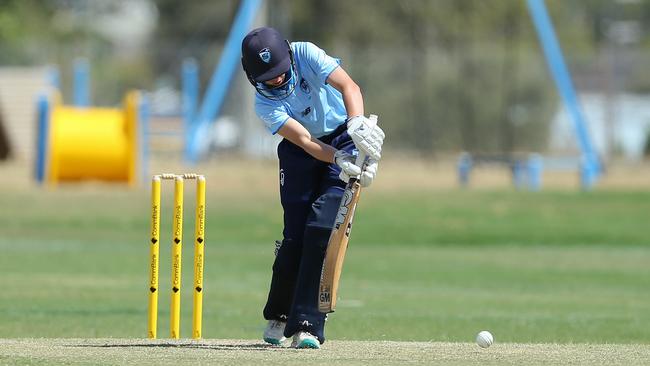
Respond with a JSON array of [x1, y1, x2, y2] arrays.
[[1, 339, 650, 365], [0, 160, 649, 364]]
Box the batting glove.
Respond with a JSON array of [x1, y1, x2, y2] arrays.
[[358, 158, 378, 187], [347, 115, 385, 161], [334, 150, 361, 183]]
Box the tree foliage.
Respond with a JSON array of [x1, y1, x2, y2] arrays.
[[285, 0, 562, 154], [2, 0, 649, 153]]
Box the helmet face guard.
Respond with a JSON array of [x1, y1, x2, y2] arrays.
[[252, 52, 297, 101]]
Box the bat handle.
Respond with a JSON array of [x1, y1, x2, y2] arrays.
[[355, 151, 367, 170]]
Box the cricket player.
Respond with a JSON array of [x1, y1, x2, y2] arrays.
[[241, 27, 385, 348]]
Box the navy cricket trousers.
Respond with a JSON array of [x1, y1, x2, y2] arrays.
[[263, 124, 356, 343]]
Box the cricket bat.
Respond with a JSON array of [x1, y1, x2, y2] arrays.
[[318, 115, 377, 313]]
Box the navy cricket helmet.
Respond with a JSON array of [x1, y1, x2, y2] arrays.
[[241, 27, 297, 100]]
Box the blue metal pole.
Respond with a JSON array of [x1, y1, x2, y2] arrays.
[[185, 0, 263, 163], [512, 160, 526, 191], [46, 66, 60, 90], [73, 58, 90, 107], [182, 58, 199, 155], [457, 152, 472, 188], [527, 153, 543, 191], [138, 93, 150, 183], [526, 0, 601, 189], [35, 94, 50, 184]]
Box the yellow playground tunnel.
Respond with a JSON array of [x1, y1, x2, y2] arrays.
[[36, 90, 147, 186]]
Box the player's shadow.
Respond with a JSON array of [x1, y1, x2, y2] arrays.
[[67, 342, 282, 352]]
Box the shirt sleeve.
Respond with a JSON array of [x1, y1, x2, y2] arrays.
[[295, 42, 341, 84], [255, 96, 290, 135]]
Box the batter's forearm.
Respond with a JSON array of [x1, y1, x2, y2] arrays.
[[277, 118, 338, 163], [341, 83, 364, 120], [302, 137, 337, 163]]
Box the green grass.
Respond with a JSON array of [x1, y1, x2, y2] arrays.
[[0, 187, 649, 345]]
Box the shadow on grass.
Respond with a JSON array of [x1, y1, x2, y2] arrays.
[[65, 341, 280, 351]]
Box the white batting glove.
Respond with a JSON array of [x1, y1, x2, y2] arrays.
[[347, 115, 385, 161], [334, 150, 361, 183], [337, 155, 379, 187], [359, 158, 378, 187]]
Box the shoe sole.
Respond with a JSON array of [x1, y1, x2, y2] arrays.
[[264, 337, 285, 345], [296, 338, 320, 349]]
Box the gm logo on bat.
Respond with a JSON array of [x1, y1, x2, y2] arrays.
[[319, 288, 331, 303]]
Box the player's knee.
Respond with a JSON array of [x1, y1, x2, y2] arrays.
[[303, 226, 331, 252], [303, 192, 343, 251], [306, 191, 343, 229]]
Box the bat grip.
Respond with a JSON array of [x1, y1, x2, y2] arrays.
[[354, 151, 368, 179]]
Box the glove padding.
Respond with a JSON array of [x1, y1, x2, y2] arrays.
[[338, 156, 379, 188], [347, 115, 385, 161], [334, 150, 361, 182]]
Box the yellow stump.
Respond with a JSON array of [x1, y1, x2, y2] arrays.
[[192, 176, 206, 339], [170, 176, 184, 339], [147, 176, 161, 339], [146, 173, 205, 340]]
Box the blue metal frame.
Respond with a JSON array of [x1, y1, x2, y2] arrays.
[[73, 58, 90, 107], [526, 0, 601, 189], [182, 58, 200, 155], [138, 93, 150, 183], [527, 154, 543, 191], [457, 153, 472, 188], [185, 0, 262, 163], [47, 66, 60, 90], [35, 94, 50, 184]]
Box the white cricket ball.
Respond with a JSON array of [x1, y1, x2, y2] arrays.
[[476, 330, 494, 348]]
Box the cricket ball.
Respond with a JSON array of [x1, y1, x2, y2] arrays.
[[476, 330, 494, 348]]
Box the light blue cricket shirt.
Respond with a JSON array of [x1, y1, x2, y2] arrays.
[[254, 42, 347, 138]]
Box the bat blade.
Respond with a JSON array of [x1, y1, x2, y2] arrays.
[[318, 177, 362, 313], [319, 114, 377, 313]]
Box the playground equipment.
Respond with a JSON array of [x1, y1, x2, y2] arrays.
[[457, 153, 544, 191], [138, 0, 261, 163], [184, 0, 262, 163], [526, 0, 601, 188], [459, 0, 603, 191], [35, 60, 148, 186]]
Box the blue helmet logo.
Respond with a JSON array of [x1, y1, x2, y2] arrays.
[[259, 48, 271, 63]]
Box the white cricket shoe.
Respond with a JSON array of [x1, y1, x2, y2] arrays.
[[263, 320, 286, 345], [291, 331, 320, 349]]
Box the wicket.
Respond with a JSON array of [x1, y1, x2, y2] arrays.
[[147, 173, 206, 339]]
